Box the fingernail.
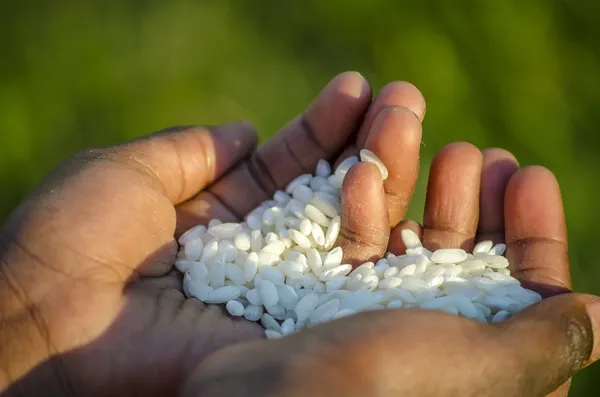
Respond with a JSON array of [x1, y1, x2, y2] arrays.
[[585, 297, 600, 362], [333, 72, 370, 99]]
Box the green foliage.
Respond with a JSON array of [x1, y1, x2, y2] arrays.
[[1, 1, 599, 393]]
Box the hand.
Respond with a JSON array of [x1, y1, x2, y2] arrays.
[[180, 113, 600, 396], [0, 72, 427, 396]]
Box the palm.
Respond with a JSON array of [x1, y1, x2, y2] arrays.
[[0, 72, 429, 396], [0, 72, 575, 397]]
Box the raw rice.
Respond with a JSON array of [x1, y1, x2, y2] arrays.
[[176, 153, 543, 339]]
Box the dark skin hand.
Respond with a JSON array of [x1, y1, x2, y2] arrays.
[[0, 72, 598, 397]]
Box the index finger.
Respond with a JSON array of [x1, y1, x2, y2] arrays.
[[504, 166, 571, 296], [180, 72, 372, 225]]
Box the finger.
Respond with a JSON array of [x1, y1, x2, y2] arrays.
[[388, 220, 423, 255], [111, 122, 258, 204], [198, 72, 372, 219], [364, 106, 422, 227], [2, 123, 257, 287], [356, 81, 426, 148], [336, 162, 389, 266], [498, 293, 596, 395], [505, 166, 571, 296], [476, 148, 519, 244], [422, 142, 483, 251]]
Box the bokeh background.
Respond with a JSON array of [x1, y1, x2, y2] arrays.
[[1, 0, 599, 394]]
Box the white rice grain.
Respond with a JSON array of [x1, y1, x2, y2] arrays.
[[226, 300, 245, 316], [359, 149, 389, 180]]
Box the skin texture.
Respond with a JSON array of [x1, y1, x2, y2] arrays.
[[0, 72, 598, 397]]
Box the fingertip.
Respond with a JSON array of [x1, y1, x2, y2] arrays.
[[342, 161, 386, 197], [437, 142, 483, 163], [477, 148, 519, 239], [367, 106, 422, 149], [505, 165, 566, 242], [330, 71, 372, 100], [355, 81, 425, 149], [216, 120, 259, 150], [377, 81, 426, 122], [506, 166, 561, 198], [481, 148, 519, 167]]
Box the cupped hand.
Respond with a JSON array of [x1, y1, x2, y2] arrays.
[[0, 72, 426, 396], [181, 101, 600, 396]]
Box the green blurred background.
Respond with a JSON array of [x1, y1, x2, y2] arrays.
[[1, 0, 599, 394]]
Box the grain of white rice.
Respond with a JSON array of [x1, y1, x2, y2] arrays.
[[379, 277, 403, 289], [257, 252, 280, 267], [277, 284, 300, 310], [475, 253, 510, 269], [288, 229, 312, 249], [184, 238, 204, 261], [309, 298, 340, 324], [316, 159, 332, 178], [489, 243, 507, 256], [312, 281, 326, 294], [208, 223, 242, 239], [280, 317, 296, 335], [327, 174, 343, 189], [304, 204, 330, 226], [206, 286, 241, 304], [250, 230, 263, 252], [261, 241, 286, 256], [259, 279, 279, 307], [326, 277, 347, 292], [319, 264, 353, 281], [295, 293, 320, 323], [265, 329, 283, 339], [335, 156, 359, 180], [178, 224, 207, 246], [273, 190, 291, 204], [359, 149, 389, 180], [311, 193, 339, 218], [208, 219, 222, 228], [185, 278, 213, 301], [260, 313, 281, 332], [310, 176, 328, 191], [285, 174, 312, 194], [324, 216, 341, 250], [244, 304, 264, 321], [279, 260, 307, 279], [292, 185, 314, 205], [226, 300, 245, 316], [431, 248, 468, 264], [225, 263, 247, 285], [259, 266, 286, 285], [491, 310, 512, 323], [310, 222, 326, 247]]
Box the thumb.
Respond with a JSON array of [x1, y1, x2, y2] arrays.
[[498, 293, 598, 396], [2, 122, 257, 287], [106, 122, 258, 204]]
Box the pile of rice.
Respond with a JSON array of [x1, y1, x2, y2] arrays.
[[175, 150, 542, 339]]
